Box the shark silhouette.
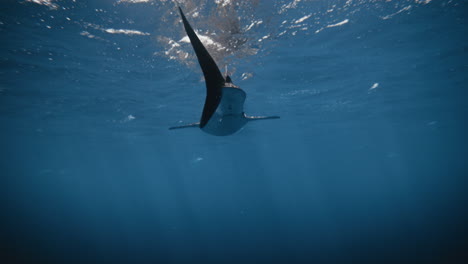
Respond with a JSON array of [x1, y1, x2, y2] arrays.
[[169, 7, 279, 136]]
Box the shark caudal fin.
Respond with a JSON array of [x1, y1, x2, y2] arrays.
[[246, 115, 281, 121], [178, 7, 225, 128], [169, 122, 200, 130]]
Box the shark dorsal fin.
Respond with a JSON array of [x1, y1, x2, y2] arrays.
[[178, 7, 225, 128]]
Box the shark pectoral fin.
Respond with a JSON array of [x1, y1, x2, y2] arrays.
[[169, 122, 200, 130], [246, 115, 280, 121]]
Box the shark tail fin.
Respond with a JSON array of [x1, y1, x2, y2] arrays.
[[246, 115, 280, 121], [178, 6, 225, 128], [169, 122, 200, 130]]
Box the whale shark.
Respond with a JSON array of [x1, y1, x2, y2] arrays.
[[169, 7, 279, 136]]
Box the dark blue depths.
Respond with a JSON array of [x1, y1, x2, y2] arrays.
[[0, 0, 467, 263]]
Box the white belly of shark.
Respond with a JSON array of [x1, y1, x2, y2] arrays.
[[202, 87, 248, 136]]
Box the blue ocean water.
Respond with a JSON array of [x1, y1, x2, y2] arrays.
[[1, 0, 467, 263]]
